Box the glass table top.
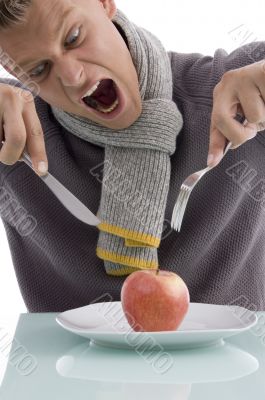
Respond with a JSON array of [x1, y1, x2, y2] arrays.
[[0, 311, 265, 399]]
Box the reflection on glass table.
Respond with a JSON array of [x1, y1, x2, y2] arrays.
[[0, 311, 264, 399]]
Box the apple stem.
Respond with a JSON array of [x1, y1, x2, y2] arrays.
[[156, 268, 159, 275]]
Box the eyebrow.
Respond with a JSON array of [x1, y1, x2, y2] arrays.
[[19, 6, 76, 69]]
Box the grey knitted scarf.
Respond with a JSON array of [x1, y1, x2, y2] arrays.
[[51, 9, 183, 276]]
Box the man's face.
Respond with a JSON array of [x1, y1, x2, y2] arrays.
[[0, 0, 142, 129]]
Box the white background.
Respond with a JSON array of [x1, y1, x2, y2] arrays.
[[0, 0, 264, 314]]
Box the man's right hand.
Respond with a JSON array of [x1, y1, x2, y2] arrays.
[[0, 83, 48, 176]]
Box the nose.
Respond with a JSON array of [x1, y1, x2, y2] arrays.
[[54, 57, 84, 87]]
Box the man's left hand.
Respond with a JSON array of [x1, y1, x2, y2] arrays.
[[208, 60, 265, 167]]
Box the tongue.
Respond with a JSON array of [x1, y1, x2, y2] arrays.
[[90, 79, 117, 107]]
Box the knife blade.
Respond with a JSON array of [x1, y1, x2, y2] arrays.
[[20, 150, 101, 226]]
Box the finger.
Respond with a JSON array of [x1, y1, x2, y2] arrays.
[[0, 115, 4, 144], [255, 120, 265, 132], [0, 104, 6, 149], [239, 81, 265, 133], [248, 61, 265, 118], [237, 118, 265, 144], [236, 103, 245, 118], [207, 122, 227, 167], [22, 103, 48, 176], [237, 87, 265, 127], [237, 103, 244, 115], [212, 93, 257, 148], [0, 108, 26, 165]]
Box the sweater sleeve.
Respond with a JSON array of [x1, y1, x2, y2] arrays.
[[168, 40, 265, 102]]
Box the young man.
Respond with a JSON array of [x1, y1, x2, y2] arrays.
[[0, 0, 265, 312]]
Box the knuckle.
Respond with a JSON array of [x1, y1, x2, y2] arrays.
[[212, 112, 224, 128], [220, 69, 235, 83], [4, 89, 18, 104], [29, 126, 43, 137], [14, 89, 34, 106], [10, 133, 25, 148], [24, 92, 36, 106], [0, 84, 14, 98], [20, 89, 34, 104]]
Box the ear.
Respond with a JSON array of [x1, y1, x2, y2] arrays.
[[99, 0, 117, 19]]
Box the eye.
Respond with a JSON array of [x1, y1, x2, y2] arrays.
[[28, 26, 82, 79], [29, 63, 48, 78], [65, 26, 81, 46]]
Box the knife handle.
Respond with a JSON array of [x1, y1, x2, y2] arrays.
[[20, 151, 49, 179], [20, 150, 34, 170]]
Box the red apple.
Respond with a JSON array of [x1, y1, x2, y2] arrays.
[[121, 269, 190, 332]]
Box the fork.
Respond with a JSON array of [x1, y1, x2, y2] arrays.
[[171, 141, 233, 232]]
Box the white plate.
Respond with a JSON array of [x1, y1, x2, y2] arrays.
[[56, 301, 258, 350]]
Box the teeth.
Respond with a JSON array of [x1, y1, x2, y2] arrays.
[[81, 80, 120, 114], [97, 98, 119, 113], [82, 80, 101, 98]]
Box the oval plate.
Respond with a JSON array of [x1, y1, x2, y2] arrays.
[[56, 301, 258, 350]]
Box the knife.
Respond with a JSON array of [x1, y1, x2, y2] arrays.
[[20, 150, 101, 226]]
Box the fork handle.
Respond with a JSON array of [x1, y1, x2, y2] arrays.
[[222, 116, 251, 155], [207, 141, 232, 172]]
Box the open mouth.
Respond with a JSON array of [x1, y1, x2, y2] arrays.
[[81, 79, 122, 119]]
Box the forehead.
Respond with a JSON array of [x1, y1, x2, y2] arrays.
[[0, 0, 78, 65]]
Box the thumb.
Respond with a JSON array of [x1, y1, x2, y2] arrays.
[[207, 126, 227, 167]]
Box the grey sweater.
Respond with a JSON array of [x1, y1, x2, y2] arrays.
[[1, 41, 265, 312]]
